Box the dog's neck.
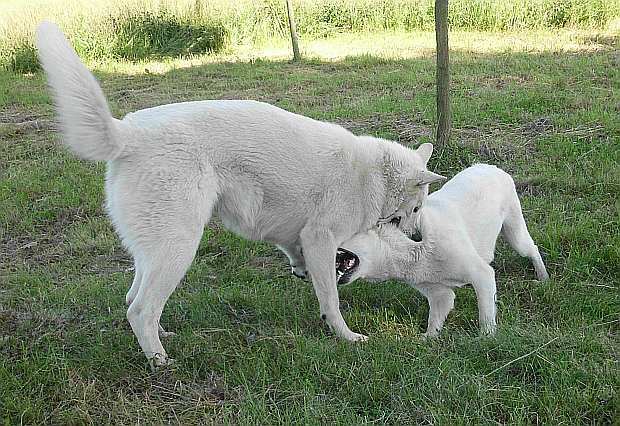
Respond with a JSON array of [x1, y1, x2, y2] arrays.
[[376, 145, 411, 216], [352, 137, 421, 226]]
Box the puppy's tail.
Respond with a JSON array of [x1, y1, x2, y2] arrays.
[[36, 21, 126, 161]]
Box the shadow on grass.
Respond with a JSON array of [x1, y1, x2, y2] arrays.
[[0, 46, 618, 424]]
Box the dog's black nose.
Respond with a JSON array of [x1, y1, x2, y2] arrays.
[[409, 229, 422, 242], [390, 216, 401, 226]]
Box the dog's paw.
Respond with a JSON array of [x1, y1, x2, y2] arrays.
[[480, 324, 497, 336], [422, 330, 439, 339], [342, 331, 368, 342]]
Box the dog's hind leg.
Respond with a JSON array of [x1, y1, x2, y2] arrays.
[[417, 285, 456, 337], [502, 203, 549, 281], [127, 225, 204, 369], [125, 258, 176, 338], [124, 179, 217, 368], [125, 259, 142, 306], [300, 226, 366, 342]]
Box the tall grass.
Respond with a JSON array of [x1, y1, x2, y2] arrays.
[[1, 0, 618, 72], [108, 11, 226, 60]]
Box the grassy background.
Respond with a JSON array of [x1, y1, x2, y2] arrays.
[[1, 3, 619, 424], [1, 0, 619, 72]]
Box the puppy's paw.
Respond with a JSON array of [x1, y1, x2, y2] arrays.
[[291, 266, 309, 280], [422, 330, 439, 339], [148, 353, 175, 371]]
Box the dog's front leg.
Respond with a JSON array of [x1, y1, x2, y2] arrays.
[[300, 226, 368, 342]]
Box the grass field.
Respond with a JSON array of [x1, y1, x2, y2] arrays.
[[1, 24, 619, 424]]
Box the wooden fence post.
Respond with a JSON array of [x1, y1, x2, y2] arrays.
[[435, 0, 451, 145], [286, 0, 301, 62]]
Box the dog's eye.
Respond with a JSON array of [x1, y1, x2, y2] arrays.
[[413, 206, 420, 213], [390, 216, 401, 226]]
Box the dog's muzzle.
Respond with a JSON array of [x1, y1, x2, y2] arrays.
[[335, 248, 359, 285]]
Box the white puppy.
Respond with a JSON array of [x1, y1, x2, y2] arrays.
[[35, 22, 445, 367], [337, 164, 549, 336]]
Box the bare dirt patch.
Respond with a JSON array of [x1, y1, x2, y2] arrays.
[[0, 307, 86, 358], [514, 178, 545, 196], [1, 207, 83, 269], [334, 113, 433, 145], [108, 370, 238, 421], [0, 207, 132, 275], [0, 105, 55, 131]]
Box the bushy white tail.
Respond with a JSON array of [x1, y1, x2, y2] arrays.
[[36, 21, 125, 161]]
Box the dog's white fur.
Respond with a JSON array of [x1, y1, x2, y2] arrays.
[[36, 22, 445, 367], [340, 164, 549, 336]]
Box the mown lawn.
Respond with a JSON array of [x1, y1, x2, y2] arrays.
[[1, 30, 618, 423]]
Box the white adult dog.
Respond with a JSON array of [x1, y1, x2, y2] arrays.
[[36, 22, 445, 367], [336, 164, 549, 336]]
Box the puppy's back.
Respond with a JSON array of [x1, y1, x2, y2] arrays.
[[425, 164, 517, 262]]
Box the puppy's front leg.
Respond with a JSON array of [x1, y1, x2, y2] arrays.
[[300, 226, 367, 342], [417, 285, 456, 337], [276, 242, 308, 279]]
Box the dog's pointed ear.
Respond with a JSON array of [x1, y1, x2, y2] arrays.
[[416, 143, 434, 165], [417, 170, 446, 186], [405, 170, 446, 192]]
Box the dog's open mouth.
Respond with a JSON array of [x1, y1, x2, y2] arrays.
[[335, 248, 359, 285]]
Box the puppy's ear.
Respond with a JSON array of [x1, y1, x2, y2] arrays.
[[416, 143, 434, 165]]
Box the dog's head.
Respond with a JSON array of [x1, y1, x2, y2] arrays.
[[378, 142, 445, 230], [336, 224, 417, 285]]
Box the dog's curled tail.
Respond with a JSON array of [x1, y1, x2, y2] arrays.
[[36, 21, 125, 161]]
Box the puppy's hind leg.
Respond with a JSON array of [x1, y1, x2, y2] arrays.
[[502, 203, 549, 281], [417, 285, 456, 337], [467, 261, 497, 335]]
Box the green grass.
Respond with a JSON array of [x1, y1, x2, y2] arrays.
[[1, 29, 619, 423], [1, 0, 619, 71]]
